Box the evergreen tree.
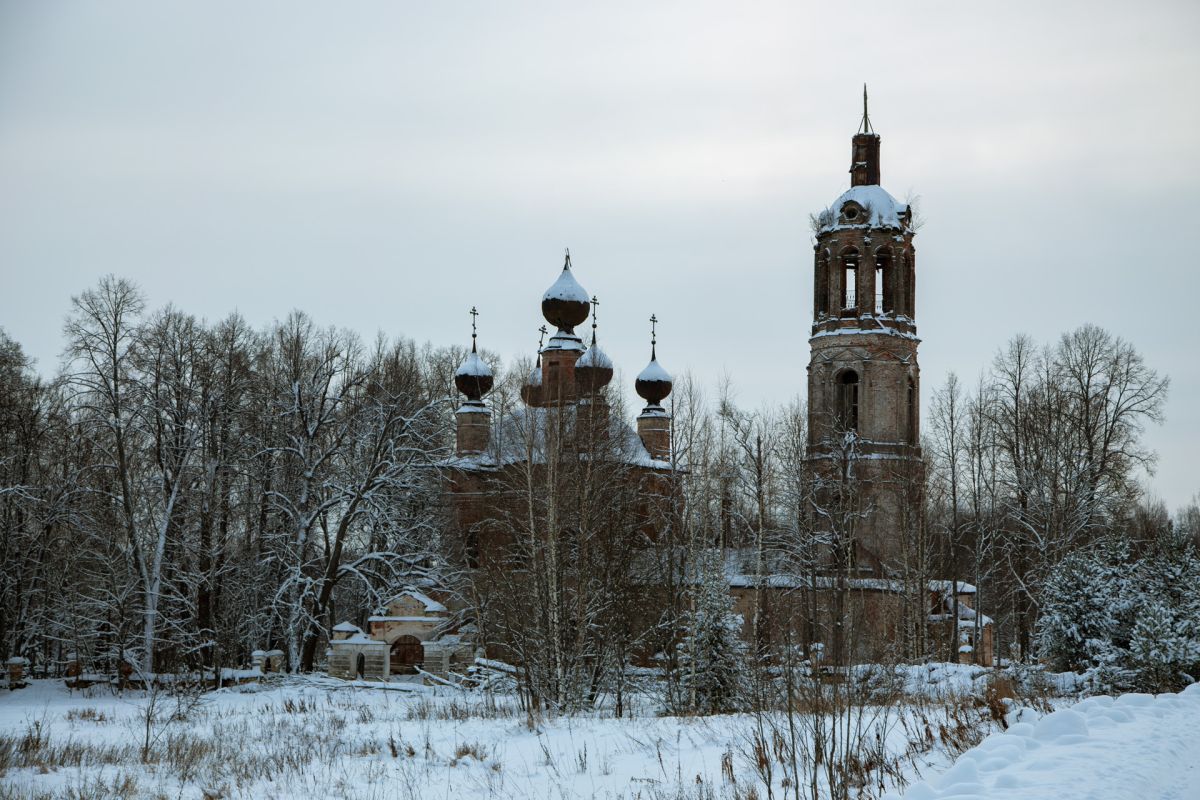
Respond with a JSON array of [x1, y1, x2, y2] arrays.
[[669, 552, 748, 715], [1128, 599, 1199, 692]]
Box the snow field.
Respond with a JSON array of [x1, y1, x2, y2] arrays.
[[891, 682, 1200, 800], [0, 673, 1011, 800]]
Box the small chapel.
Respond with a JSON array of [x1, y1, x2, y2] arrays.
[[329, 96, 992, 681]]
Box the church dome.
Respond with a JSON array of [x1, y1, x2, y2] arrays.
[[575, 342, 614, 394], [520, 358, 543, 406], [816, 185, 911, 233], [541, 254, 590, 333], [635, 354, 672, 406], [454, 347, 493, 401]]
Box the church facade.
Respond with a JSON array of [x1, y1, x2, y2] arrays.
[[328, 102, 992, 681]]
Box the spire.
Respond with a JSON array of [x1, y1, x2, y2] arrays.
[[858, 83, 874, 135], [850, 86, 881, 187], [469, 305, 479, 353], [649, 313, 658, 360]]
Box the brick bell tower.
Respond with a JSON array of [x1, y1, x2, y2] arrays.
[[806, 88, 923, 575]]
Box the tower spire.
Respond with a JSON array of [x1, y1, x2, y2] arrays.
[[859, 83, 874, 134], [850, 86, 881, 186], [649, 313, 658, 360], [469, 306, 479, 353], [590, 296, 600, 345]]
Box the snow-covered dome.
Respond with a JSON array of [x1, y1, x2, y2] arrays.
[[816, 184, 910, 233], [577, 343, 613, 370], [542, 254, 591, 335], [526, 362, 543, 386], [542, 265, 589, 305], [575, 342, 614, 393], [635, 354, 673, 406], [520, 356, 543, 406], [454, 348, 494, 401]]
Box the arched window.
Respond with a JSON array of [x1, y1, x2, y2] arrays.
[[903, 252, 915, 317], [837, 370, 860, 431], [874, 248, 893, 314], [841, 249, 859, 312], [906, 377, 917, 445], [815, 250, 831, 317]]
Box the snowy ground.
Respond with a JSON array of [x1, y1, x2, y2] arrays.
[[890, 682, 1200, 800], [0, 667, 1119, 800]]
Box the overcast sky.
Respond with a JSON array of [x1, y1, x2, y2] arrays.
[[1, 1, 1197, 509]]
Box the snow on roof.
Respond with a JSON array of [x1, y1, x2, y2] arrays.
[[331, 632, 386, 646], [441, 403, 673, 472], [929, 580, 978, 595], [455, 351, 492, 378], [545, 331, 585, 352], [577, 343, 613, 369], [543, 266, 590, 304], [374, 592, 446, 618], [332, 622, 363, 633], [817, 185, 909, 233], [526, 364, 543, 386], [380, 590, 447, 614], [637, 358, 671, 384], [810, 326, 920, 342]]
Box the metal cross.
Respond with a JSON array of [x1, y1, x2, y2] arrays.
[[469, 306, 479, 351], [538, 325, 548, 350], [591, 296, 600, 330], [563, 247, 572, 270], [649, 313, 658, 346]]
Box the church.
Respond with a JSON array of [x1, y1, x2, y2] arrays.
[[328, 101, 993, 682]]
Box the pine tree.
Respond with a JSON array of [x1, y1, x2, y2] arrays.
[[670, 552, 749, 715], [1128, 599, 1199, 692], [1036, 545, 1130, 675]]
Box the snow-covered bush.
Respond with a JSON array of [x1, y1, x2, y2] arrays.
[[1037, 531, 1200, 692]]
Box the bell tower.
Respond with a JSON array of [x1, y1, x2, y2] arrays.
[[806, 88, 923, 574]]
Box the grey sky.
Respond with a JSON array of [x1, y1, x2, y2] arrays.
[[2, 1, 1198, 509]]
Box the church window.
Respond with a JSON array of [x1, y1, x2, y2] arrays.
[[875, 248, 893, 314], [837, 370, 860, 431], [906, 377, 917, 444], [816, 251, 830, 316], [841, 249, 859, 311]]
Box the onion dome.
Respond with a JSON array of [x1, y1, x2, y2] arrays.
[[520, 354, 543, 406], [541, 250, 590, 350], [636, 356, 672, 405], [454, 307, 493, 402], [635, 315, 672, 408], [576, 341, 614, 394], [575, 296, 614, 394]]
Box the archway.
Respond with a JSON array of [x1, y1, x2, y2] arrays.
[[390, 636, 424, 674]]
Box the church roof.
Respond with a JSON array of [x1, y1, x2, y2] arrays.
[[816, 184, 909, 233], [441, 404, 673, 472]]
